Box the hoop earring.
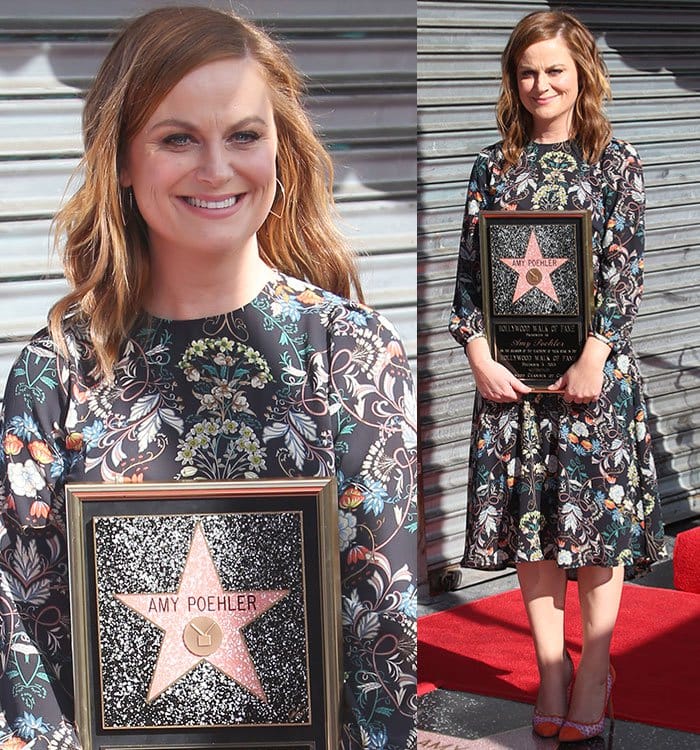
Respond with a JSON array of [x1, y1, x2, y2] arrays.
[[119, 187, 134, 225], [268, 177, 286, 219]]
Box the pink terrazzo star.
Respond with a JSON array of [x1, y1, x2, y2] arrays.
[[115, 522, 289, 702], [500, 229, 569, 304]]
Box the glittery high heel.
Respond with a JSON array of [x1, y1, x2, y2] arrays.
[[558, 664, 615, 742], [532, 650, 574, 738]]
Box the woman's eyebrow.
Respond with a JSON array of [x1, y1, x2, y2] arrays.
[[147, 115, 268, 134]]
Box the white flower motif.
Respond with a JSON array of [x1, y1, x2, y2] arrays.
[[249, 453, 266, 469], [617, 355, 630, 373], [635, 421, 646, 441], [193, 434, 210, 449], [214, 352, 234, 367], [609, 485, 625, 503], [213, 380, 233, 400], [558, 549, 573, 566], [176, 446, 195, 465], [231, 392, 249, 411], [184, 366, 200, 382], [198, 393, 217, 409], [627, 463, 639, 486], [572, 421, 589, 437], [8, 460, 46, 498]]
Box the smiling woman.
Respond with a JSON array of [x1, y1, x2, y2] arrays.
[[447, 8, 666, 746], [118, 57, 279, 319], [515, 38, 579, 143], [0, 6, 417, 749]]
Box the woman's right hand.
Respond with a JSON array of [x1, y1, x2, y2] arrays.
[[466, 337, 531, 403]]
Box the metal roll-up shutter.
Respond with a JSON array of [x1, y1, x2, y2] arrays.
[[0, 0, 417, 399], [418, 0, 700, 592]]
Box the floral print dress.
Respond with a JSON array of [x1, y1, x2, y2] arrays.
[[449, 138, 667, 579], [0, 272, 417, 749]]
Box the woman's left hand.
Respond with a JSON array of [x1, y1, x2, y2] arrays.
[[548, 336, 611, 403]]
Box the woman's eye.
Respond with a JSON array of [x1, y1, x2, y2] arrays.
[[163, 133, 194, 147], [230, 131, 261, 145]]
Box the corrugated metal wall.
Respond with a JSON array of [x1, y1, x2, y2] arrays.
[[0, 0, 417, 399], [418, 0, 700, 591]]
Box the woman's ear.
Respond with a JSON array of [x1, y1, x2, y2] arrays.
[[119, 166, 132, 188]]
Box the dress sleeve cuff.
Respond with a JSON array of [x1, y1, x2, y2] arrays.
[[466, 332, 486, 344], [589, 331, 614, 348]]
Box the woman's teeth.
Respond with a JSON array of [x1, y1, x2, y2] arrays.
[[185, 196, 238, 209]]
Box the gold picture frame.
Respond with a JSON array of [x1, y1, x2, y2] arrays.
[[66, 478, 341, 750], [480, 210, 594, 391]]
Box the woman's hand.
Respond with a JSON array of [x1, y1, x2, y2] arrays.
[[548, 336, 611, 403], [466, 337, 531, 403]]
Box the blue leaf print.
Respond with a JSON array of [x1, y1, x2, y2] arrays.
[[8, 414, 41, 441], [82, 420, 106, 449], [13, 711, 50, 739], [362, 480, 389, 516]]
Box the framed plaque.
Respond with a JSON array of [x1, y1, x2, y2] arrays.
[[66, 478, 341, 750], [479, 210, 594, 390]]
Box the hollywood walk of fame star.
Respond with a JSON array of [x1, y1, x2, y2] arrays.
[[115, 522, 289, 703], [500, 229, 569, 304]]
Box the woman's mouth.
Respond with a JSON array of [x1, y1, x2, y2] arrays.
[[183, 195, 239, 209]]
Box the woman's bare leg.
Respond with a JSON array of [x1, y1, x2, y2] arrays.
[[566, 564, 624, 722], [517, 560, 570, 717]]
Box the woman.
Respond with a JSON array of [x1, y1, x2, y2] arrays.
[[0, 7, 417, 749], [449, 10, 666, 743]]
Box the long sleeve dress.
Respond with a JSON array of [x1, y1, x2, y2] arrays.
[[448, 138, 667, 579], [0, 271, 417, 749]]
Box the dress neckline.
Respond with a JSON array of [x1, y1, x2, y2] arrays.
[[528, 139, 574, 150], [143, 270, 282, 326]]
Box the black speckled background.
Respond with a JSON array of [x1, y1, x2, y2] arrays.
[[93, 512, 309, 729], [489, 223, 579, 316]]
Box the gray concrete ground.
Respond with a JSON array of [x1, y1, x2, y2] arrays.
[[417, 518, 700, 749]]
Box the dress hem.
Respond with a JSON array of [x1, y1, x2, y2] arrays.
[[460, 551, 668, 581]]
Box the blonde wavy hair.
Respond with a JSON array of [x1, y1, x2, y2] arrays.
[[496, 10, 612, 170], [50, 5, 363, 377]]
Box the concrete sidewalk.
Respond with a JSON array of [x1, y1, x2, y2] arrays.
[[417, 519, 700, 749]]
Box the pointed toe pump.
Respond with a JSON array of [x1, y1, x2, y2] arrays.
[[532, 651, 575, 738], [558, 664, 615, 743]]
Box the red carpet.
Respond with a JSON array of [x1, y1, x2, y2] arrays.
[[418, 583, 700, 734], [673, 526, 700, 594]]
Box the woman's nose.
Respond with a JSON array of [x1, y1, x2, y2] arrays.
[[533, 73, 549, 93], [197, 144, 234, 185]]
